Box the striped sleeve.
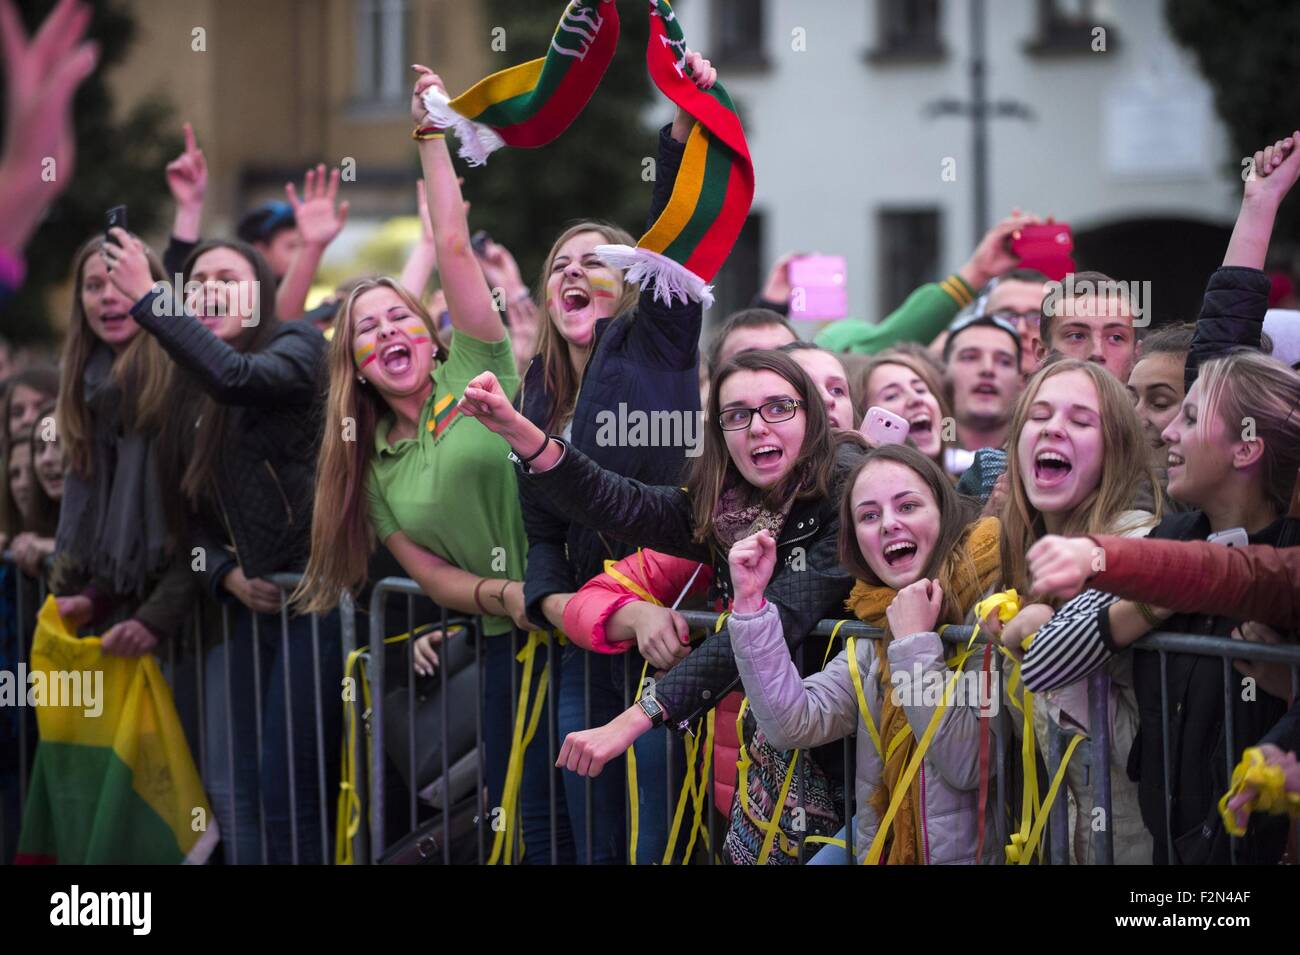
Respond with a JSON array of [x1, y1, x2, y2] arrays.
[[1020, 589, 1121, 692]]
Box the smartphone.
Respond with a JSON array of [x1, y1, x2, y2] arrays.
[[1207, 527, 1249, 548], [861, 406, 910, 446], [788, 254, 848, 319], [471, 229, 492, 258], [104, 205, 128, 242], [1010, 223, 1074, 281]]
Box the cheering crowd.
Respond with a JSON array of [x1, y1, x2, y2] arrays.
[[1, 0, 1299, 866]]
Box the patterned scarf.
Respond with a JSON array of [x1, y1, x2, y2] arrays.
[[421, 0, 754, 308], [844, 517, 1002, 864], [711, 474, 804, 550]]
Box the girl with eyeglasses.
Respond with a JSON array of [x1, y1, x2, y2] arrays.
[[458, 349, 867, 863]]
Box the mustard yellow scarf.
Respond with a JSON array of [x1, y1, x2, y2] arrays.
[[844, 517, 1002, 864]]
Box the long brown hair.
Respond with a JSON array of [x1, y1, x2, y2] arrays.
[[1000, 358, 1160, 594], [687, 349, 843, 546], [525, 221, 638, 432], [57, 236, 173, 479], [855, 348, 956, 462], [292, 277, 446, 613], [165, 240, 282, 506], [838, 442, 987, 632]]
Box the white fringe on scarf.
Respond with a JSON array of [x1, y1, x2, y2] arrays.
[[420, 87, 505, 167], [595, 244, 714, 309]]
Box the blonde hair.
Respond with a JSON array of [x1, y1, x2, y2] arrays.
[[1195, 350, 1300, 515], [525, 221, 638, 432], [58, 236, 174, 479], [292, 278, 447, 613], [1001, 358, 1161, 594]]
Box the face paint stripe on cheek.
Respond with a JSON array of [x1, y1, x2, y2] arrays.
[[354, 343, 377, 369], [589, 275, 617, 299]]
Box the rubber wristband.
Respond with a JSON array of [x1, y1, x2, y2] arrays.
[[494, 580, 510, 609], [473, 578, 492, 616], [517, 432, 552, 466]]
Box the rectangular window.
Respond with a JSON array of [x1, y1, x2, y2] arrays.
[[877, 208, 941, 315], [874, 0, 944, 59], [1027, 0, 1118, 56], [711, 0, 768, 69], [355, 0, 411, 106], [709, 211, 764, 328]]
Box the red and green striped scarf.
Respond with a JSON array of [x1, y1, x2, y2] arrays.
[[422, 0, 753, 308]]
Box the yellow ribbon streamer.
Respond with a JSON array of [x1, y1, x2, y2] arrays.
[[1219, 746, 1300, 837]]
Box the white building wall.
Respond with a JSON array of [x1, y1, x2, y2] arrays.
[[678, 0, 1238, 320]]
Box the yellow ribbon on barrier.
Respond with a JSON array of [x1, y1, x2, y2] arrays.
[[487, 629, 553, 865], [1219, 747, 1300, 837]]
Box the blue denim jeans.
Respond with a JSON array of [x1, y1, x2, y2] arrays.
[[556, 643, 687, 864], [481, 630, 574, 864], [203, 605, 342, 864]]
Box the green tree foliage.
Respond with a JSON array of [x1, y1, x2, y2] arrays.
[[455, 0, 655, 287], [1167, 0, 1300, 242], [0, 0, 177, 343]]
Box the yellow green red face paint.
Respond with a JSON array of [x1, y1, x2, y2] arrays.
[[589, 275, 618, 300], [354, 342, 377, 369], [400, 320, 431, 344]]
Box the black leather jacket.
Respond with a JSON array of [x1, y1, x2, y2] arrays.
[[519, 438, 864, 742], [131, 290, 326, 591]]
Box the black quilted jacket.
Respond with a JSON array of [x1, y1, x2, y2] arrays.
[[515, 125, 702, 626], [131, 289, 326, 591], [519, 439, 865, 742], [1184, 266, 1269, 390]]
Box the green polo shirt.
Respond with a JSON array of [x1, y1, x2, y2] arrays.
[[367, 329, 526, 635]]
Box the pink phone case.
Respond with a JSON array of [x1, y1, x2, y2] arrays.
[[861, 406, 910, 446], [788, 255, 848, 319]]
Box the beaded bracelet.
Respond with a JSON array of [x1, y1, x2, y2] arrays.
[[412, 125, 445, 141]]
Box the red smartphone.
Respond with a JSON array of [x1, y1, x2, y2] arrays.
[[860, 406, 910, 446], [788, 255, 848, 319], [1010, 223, 1074, 281]]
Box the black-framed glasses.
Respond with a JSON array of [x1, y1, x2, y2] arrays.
[[718, 398, 804, 431]]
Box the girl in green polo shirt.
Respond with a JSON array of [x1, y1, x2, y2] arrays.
[[293, 69, 572, 864]]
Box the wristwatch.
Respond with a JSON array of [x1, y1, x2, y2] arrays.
[[637, 695, 666, 729]]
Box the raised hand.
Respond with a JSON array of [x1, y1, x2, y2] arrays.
[[1243, 132, 1300, 208], [886, 578, 945, 639], [286, 163, 349, 249], [728, 530, 777, 614], [0, 0, 99, 253], [166, 122, 208, 209], [670, 48, 719, 142], [410, 64, 447, 127], [458, 370, 520, 435], [959, 209, 1043, 290], [102, 227, 158, 303]]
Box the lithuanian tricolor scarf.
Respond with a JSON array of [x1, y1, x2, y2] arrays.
[[422, 0, 753, 308], [16, 597, 218, 864]]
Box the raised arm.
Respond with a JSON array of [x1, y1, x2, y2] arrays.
[[1188, 131, 1300, 388], [458, 370, 704, 560], [163, 121, 207, 276], [277, 164, 350, 320], [412, 67, 506, 344]]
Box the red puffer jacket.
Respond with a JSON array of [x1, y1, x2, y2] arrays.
[[563, 549, 743, 811]]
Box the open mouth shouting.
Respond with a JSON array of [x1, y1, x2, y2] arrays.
[[882, 537, 919, 569], [750, 442, 785, 473], [380, 341, 412, 375], [561, 287, 591, 313], [1033, 448, 1073, 488], [971, 382, 1000, 399]]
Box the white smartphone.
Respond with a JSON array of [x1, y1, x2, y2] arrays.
[[861, 406, 910, 446], [1206, 527, 1249, 548]]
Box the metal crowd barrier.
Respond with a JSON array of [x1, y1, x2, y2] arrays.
[[1, 554, 1297, 865]]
